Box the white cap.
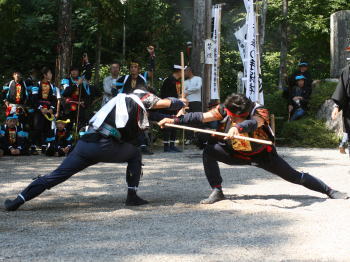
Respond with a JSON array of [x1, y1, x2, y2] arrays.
[[173, 65, 187, 70]]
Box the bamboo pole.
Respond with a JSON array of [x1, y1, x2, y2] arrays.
[[165, 123, 273, 145], [180, 52, 185, 151]]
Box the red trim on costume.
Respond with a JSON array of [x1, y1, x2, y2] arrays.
[[224, 108, 249, 118]]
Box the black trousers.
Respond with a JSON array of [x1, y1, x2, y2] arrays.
[[203, 143, 331, 195], [32, 111, 51, 147], [19, 138, 142, 202], [185, 101, 202, 140]]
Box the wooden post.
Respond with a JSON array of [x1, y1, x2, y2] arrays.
[[181, 52, 185, 151]]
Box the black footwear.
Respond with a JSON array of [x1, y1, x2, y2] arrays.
[[170, 145, 182, 153], [327, 189, 349, 199], [4, 196, 25, 211], [125, 191, 149, 206], [30, 146, 39, 155], [141, 146, 154, 155], [164, 143, 170, 152], [200, 188, 225, 204]]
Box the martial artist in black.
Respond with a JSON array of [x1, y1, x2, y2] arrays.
[[159, 93, 348, 204], [4, 90, 185, 211], [332, 65, 350, 156]]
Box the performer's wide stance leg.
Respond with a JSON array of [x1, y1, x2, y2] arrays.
[[201, 144, 249, 204], [257, 153, 348, 199]]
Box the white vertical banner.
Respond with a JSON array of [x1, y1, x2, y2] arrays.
[[245, 2, 264, 105], [210, 4, 222, 100], [234, 24, 248, 64]]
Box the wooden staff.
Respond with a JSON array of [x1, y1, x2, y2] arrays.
[[180, 52, 185, 151], [165, 123, 273, 145]]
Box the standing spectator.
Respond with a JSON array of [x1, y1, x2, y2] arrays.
[[61, 67, 92, 131], [31, 67, 58, 152], [184, 67, 202, 144], [160, 65, 183, 152], [288, 75, 312, 121], [102, 62, 121, 106], [3, 71, 28, 125], [116, 61, 148, 94], [25, 68, 40, 155], [116, 61, 152, 155], [0, 115, 29, 156]]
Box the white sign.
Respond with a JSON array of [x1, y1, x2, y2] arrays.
[[205, 39, 215, 65]]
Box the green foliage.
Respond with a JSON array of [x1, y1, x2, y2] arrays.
[[308, 81, 337, 115], [280, 117, 338, 148], [265, 0, 350, 85]]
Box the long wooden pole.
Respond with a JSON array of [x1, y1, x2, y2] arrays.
[[180, 52, 185, 151], [165, 123, 273, 145]]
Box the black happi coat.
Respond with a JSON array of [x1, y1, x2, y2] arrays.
[[332, 66, 350, 132]]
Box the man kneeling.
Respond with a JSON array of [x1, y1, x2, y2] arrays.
[[159, 93, 348, 204]]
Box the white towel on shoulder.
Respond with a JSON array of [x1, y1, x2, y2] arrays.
[[89, 93, 148, 129]]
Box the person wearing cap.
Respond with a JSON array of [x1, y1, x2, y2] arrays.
[[288, 75, 312, 121], [159, 93, 348, 204], [0, 115, 29, 156], [61, 66, 92, 131], [159, 65, 184, 152], [288, 61, 313, 90], [3, 89, 186, 211], [331, 45, 350, 156], [44, 119, 73, 157]]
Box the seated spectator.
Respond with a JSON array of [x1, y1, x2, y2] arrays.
[[284, 61, 313, 99], [0, 115, 29, 156], [288, 75, 312, 121], [45, 119, 73, 157]]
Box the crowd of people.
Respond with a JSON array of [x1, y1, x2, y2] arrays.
[[0, 46, 205, 157]]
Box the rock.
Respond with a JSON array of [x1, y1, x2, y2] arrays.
[[316, 99, 343, 137], [330, 10, 350, 78]]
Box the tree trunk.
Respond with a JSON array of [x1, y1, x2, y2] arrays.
[[278, 0, 288, 90], [94, 30, 102, 88], [55, 0, 72, 86], [259, 0, 268, 53], [192, 0, 212, 111]]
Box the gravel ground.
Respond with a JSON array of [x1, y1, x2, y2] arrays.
[[1, 146, 350, 262]]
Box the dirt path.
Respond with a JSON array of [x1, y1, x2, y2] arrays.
[[1, 147, 350, 262]]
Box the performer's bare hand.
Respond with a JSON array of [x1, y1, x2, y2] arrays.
[[180, 98, 189, 107], [48, 109, 53, 114], [77, 78, 84, 85], [224, 127, 239, 140], [63, 147, 70, 154], [158, 118, 174, 129], [331, 107, 339, 120], [41, 108, 49, 114]]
